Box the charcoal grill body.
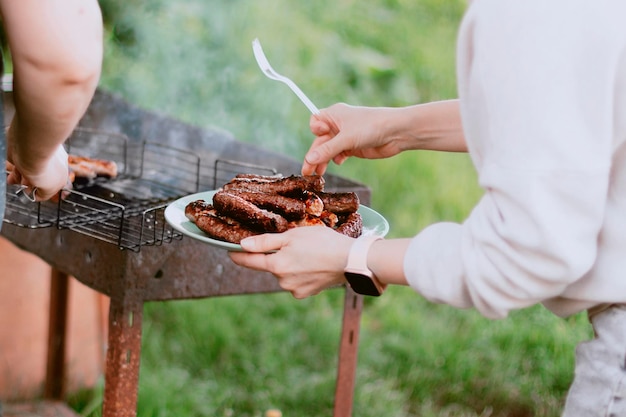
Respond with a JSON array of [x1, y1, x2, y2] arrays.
[[1, 90, 368, 417]]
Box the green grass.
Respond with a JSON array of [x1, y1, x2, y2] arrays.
[[65, 1, 594, 416]]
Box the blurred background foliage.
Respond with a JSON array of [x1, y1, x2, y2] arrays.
[[61, 0, 595, 416]]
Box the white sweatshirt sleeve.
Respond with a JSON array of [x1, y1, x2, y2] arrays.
[[404, 0, 621, 319]]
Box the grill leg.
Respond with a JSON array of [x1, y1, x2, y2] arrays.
[[44, 269, 70, 400], [333, 287, 363, 417], [102, 294, 144, 417]]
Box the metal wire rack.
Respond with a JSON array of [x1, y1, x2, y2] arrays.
[[3, 128, 277, 252]]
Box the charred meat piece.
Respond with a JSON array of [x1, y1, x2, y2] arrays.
[[224, 189, 307, 220], [288, 214, 326, 228], [212, 190, 289, 233], [319, 210, 339, 228], [185, 199, 259, 243], [287, 211, 339, 229], [335, 212, 363, 238], [223, 174, 325, 195], [185, 199, 214, 222], [195, 210, 259, 243], [303, 191, 324, 216], [316, 191, 360, 214], [233, 173, 284, 181]]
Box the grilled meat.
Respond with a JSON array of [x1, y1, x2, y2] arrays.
[[223, 174, 325, 195], [212, 190, 289, 233], [317, 191, 360, 214], [334, 212, 363, 238], [185, 174, 363, 244]]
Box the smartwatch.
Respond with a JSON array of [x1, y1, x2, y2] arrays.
[[344, 235, 386, 296]]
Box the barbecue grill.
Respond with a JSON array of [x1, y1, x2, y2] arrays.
[[1, 89, 370, 417]]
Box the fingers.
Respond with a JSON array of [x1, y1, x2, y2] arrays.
[[5, 146, 70, 202], [304, 135, 350, 173], [228, 249, 329, 300], [239, 233, 284, 253], [310, 116, 332, 136], [303, 112, 344, 176], [302, 129, 351, 175], [32, 184, 64, 202], [302, 153, 329, 176], [228, 251, 273, 273], [49, 177, 73, 203], [5, 162, 21, 185], [332, 152, 349, 166], [228, 234, 285, 282], [12, 173, 68, 202], [229, 227, 353, 299]]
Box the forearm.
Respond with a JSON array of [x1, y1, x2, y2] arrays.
[[366, 238, 413, 286], [10, 68, 99, 169], [389, 99, 467, 153], [2, 0, 103, 170]]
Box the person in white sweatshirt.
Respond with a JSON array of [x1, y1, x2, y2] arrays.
[[230, 1, 626, 415]]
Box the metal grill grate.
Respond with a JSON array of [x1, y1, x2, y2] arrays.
[[3, 128, 278, 252]]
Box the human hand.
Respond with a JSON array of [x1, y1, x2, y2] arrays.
[[6, 144, 70, 202], [229, 226, 355, 299], [302, 103, 404, 175]]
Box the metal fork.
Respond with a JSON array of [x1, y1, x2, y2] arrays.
[[252, 38, 320, 115]]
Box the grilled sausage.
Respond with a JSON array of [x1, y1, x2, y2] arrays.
[[68, 154, 118, 179], [223, 174, 325, 195], [232, 173, 283, 181], [316, 191, 360, 214], [194, 210, 259, 243], [223, 189, 307, 220], [185, 199, 214, 222], [212, 190, 289, 233], [185, 199, 258, 244]]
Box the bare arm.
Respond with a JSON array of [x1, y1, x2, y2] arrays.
[[0, 0, 103, 200], [398, 99, 467, 152], [302, 99, 467, 175]]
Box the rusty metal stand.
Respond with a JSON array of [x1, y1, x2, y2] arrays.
[[44, 270, 70, 400], [334, 288, 364, 417], [101, 294, 143, 417], [3, 225, 364, 417]]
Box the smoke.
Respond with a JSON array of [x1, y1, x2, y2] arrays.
[[100, 0, 316, 162]]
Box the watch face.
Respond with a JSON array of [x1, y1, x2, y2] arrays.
[[345, 272, 383, 296]]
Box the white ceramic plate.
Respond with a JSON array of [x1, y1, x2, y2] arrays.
[[164, 190, 390, 252]]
